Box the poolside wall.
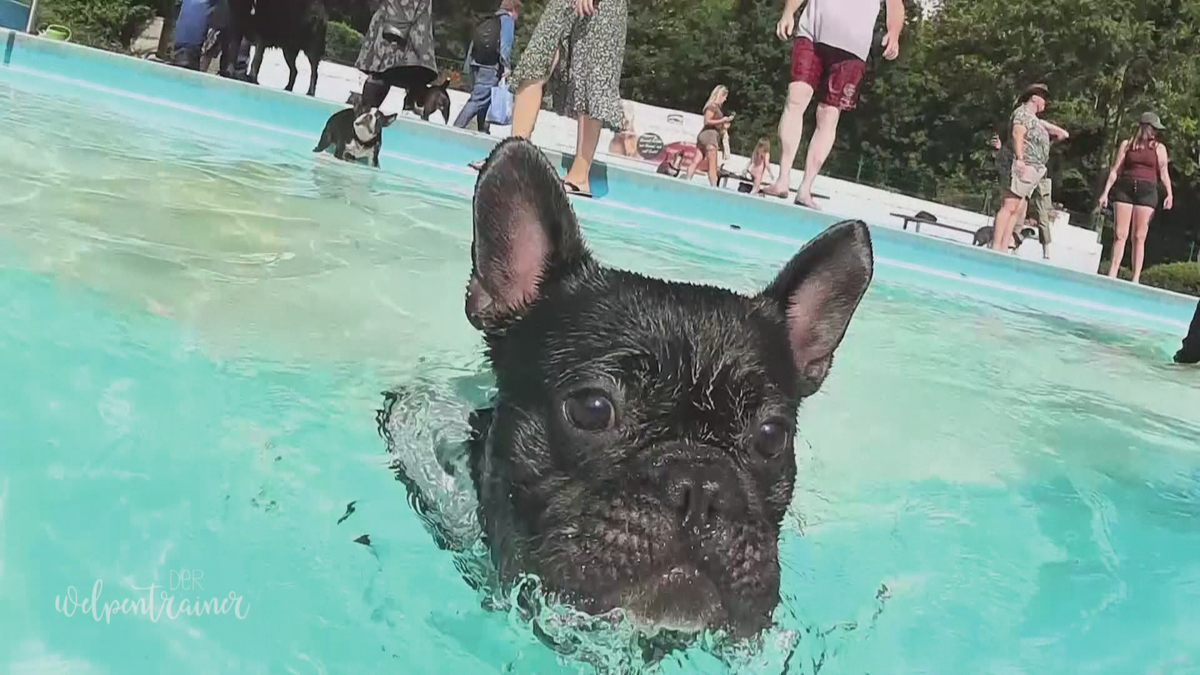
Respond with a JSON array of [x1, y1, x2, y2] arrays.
[[1, 29, 1194, 333], [240, 50, 1104, 275]]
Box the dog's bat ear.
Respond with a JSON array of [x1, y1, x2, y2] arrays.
[[759, 219, 873, 395], [346, 91, 363, 108], [466, 138, 591, 330], [380, 112, 398, 126]]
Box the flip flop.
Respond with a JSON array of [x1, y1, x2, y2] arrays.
[[563, 180, 593, 198]]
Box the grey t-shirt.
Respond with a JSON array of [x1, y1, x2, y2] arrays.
[[796, 0, 883, 61]]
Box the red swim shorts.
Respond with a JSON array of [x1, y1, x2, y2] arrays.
[[790, 38, 867, 111]]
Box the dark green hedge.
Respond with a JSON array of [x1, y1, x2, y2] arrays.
[[325, 21, 363, 65], [37, 0, 157, 50], [1139, 262, 1200, 296]]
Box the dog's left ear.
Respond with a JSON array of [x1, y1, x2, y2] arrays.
[[466, 138, 591, 330], [380, 112, 398, 126], [760, 219, 873, 395]]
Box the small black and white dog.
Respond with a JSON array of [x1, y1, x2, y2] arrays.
[[973, 223, 1039, 249], [379, 138, 875, 641], [402, 79, 452, 124], [313, 93, 397, 168]]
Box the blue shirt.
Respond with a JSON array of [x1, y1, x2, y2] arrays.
[[466, 11, 516, 71]]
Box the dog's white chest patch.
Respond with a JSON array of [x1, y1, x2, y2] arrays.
[[344, 138, 374, 160]]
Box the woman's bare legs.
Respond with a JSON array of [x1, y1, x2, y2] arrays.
[[1129, 204, 1155, 283], [563, 115, 603, 192], [510, 48, 561, 139], [991, 191, 1025, 252], [685, 147, 707, 181], [706, 149, 720, 186], [1107, 202, 1134, 277]]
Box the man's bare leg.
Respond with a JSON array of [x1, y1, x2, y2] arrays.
[[764, 81, 815, 198], [795, 103, 841, 209]]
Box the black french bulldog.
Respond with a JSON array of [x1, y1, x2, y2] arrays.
[[382, 138, 874, 641], [313, 93, 397, 168], [403, 79, 452, 124]]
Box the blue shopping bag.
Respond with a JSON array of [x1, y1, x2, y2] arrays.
[[487, 79, 513, 126]]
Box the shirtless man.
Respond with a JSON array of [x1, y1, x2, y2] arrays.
[[764, 0, 904, 208]]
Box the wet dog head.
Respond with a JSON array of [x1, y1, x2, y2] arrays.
[[352, 105, 397, 142], [465, 138, 873, 639]]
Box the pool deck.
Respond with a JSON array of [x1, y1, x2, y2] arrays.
[[2, 28, 1196, 335]]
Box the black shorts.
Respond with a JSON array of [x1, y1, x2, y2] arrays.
[[1110, 176, 1159, 208]]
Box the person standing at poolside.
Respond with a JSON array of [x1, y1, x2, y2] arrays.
[[1176, 298, 1200, 364], [763, 0, 904, 207], [686, 85, 736, 186], [989, 114, 1069, 259], [1099, 112, 1174, 284], [991, 84, 1061, 254], [470, 0, 628, 198], [453, 0, 521, 134], [355, 0, 439, 110]]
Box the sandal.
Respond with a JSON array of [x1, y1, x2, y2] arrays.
[[562, 180, 593, 198]]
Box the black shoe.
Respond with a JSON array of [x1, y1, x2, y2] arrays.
[[1174, 348, 1200, 364]]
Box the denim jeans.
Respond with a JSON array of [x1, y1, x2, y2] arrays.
[[453, 65, 501, 133]]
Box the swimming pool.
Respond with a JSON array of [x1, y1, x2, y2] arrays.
[[3, 31, 1199, 675]]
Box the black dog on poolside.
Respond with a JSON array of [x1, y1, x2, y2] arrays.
[[246, 0, 328, 96], [314, 93, 397, 167], [403, 79, 452, 124], [378, 138, 875, 640]]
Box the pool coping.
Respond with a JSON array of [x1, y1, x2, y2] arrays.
[[2, 28, 1197, 333]]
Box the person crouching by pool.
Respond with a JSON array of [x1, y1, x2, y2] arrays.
[[1098, 112, 1175, 284], [991, 83, 1060, 254], [747, 137, 777, 195], [686, 86, 736, 186], [1175, 298, 1200, 364]]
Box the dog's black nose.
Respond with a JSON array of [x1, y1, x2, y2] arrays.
[[666, 464, 743, 529]]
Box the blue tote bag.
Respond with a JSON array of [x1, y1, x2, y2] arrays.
[[487, 79, 513, 126]]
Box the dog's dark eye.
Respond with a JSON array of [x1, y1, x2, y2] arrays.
[[752, 420, 791, 457], [564, 390, 616, 432]]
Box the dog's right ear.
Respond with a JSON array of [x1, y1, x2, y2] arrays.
[[465, 138, 591, 330], [346, 92, 363, 108]]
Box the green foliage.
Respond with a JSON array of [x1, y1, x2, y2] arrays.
[[1098, 259, 1134, 282], [1139, 262, 1200, 296], [325, 21, 364, 65], [38, 0, 158, 50]]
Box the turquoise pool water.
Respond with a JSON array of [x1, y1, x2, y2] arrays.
[[4, 47, 1200, 674]]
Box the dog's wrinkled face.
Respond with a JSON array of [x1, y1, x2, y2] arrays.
[[464, 139, 873, 639]]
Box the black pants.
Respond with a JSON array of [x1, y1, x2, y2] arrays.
[[1181, 299, 1200, 360], [360, 66, 438, 109]]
